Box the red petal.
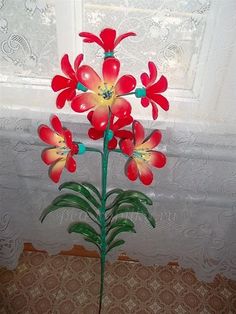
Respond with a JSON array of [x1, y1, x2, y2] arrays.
[[148, 62, 157, 84], [148, 94, 169, 111], [148, 75, 168, 94], [77, 65, 101, 91], [74, 54, 83, 71], [115, 75, 136, 94], [71, 93, 97, 112], [103, 58, 120, 84], [108, 137, 117, 149], [92, 106, 109, 131], [51, 75, 71, 92], [133, 121, 145, 146], [149, 151, 166, 168], [56, 88, 75, 109], [140, 72, 150, 87], [151, 101, 158, 120], [50, 115, 63, 133], [111, 98, 131, 118], [79, 32, 103, 47], [64, 129, 73, 148], [49, 159, 66, 183], [65, 154, 76, 172], [137, 161, 153, 185], [88, 127, 104, 140], [61, 54, 75, 79], [114, 32, 136, 48], [38, 125, 61, 146], [112, 115, 133, 131], [141, 97, 149, 107], [138, 129, 162, 150], [115, 130, 133, 139], [41, 148, 61, 165], [125, 158, 138, 181], [100, 28, 116, 51], [120, 139, 134, 156], [87, 110, 94, 123]]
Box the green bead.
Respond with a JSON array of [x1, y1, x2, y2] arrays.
[[78, 143, 86, 155], [135, 87, 146, 98], [106, 130, 114, 140], [77, 82, 88, 92], [104, 51, 114, 58]]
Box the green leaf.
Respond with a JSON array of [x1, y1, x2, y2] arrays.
[[68, 222, 101, 246], [112, 200, 156, 228], [107, 225, 136, 245], [105, 188, 123, 200], [81, 182, 102, 201], [59, 182, 101, 209], [84, 237, 101, 251], [51, 193, 98, 218], [114, 190, 153, 205], [107, 218, 135, 233], [106, 239, 125, 253]]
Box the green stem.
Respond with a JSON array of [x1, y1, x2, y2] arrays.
[[116, 91, 136, 97], [98, 111, 111, 314], [85, 146, 102, 154]]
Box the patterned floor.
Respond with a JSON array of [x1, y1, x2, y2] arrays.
[[0, 252, 236, 314]]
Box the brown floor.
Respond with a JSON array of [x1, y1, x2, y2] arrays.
[[0, 252, 236, 314]]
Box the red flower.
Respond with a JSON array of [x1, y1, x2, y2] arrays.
[[120, 121, 166, 185], [79, 28, 136, 57], [51, 54, 87, 109], [38, 115, 78, 183], [87, 111, 133, 149], [135, 62, 169, 120], [71, 57, 136, 131]]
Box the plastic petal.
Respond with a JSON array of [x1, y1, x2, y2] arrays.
[[140, 72, 150, 87], [151, 101, 158, 120], [149, 151, 166, 168], [100, 28, 116, 51], [133, 121, 145, 146], [112, 115, 133, 131], [50, 115, 63, 133], [141, 97, 149, 107], [56, 88, 75, 109], [61, 54, 75, 79], [79, 32, 103, 47], [102, 58, 120, 84], [92, 106, 109, 130], [108, 137, 117, 149], [88, 127, 104, 140], [148, 62, 157, 84], [149, 93, 169, 111], [111, 98, 131, 118], [64, 129, 73, 148], [65, 153, 77, 172], [115, 130, 133, 140], [120, 139, 134, 156], [148, 75, 168, 94], [77, 65, 101, 91], [41, 148, 61, 165], [71, 93, 97, 112], [115, 75, 136, 94], [49, 159, 66, 183], [114, 32, 136, 48], [138, 129, 162, 150], [74, 54, 83, 71], [38, 125, 61, 146], [51, 75, 71, 92], [137, 161, 153, 185], [125, 158, 138, 181]]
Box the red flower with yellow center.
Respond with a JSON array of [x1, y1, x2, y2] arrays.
[[120, 121, 166, 185], [38, 115, 79, 183], [51, 54, 87, 109], [135, 62, 169, 120], [71, 57, 136, 130], [79, 28, 136, 58], [87, 111, 133, 149]]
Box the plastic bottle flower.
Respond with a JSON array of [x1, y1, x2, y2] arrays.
[[71, 57, 136, 130], [38, 115, 79, 183], [79, 28, 136, 58], [135, 62, 169, 120], [51, 54, 87, 109], [120, 120, 166, 185], [87, 111, 133, 149]]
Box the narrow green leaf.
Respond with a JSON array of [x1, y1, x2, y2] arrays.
[[68, 222, 101, 245], [106, 239, 125, 253], [81, 182, 102, 201], [107, 218, 135, 233], [59, 182, 101, 208], [52, 193, 98, 218], [112, 200, 156, 228], [107, 225, 136, 245], [105, 188, 123, 200], [114, 190, 153, 205]]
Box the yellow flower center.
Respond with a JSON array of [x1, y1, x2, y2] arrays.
[[97, 82, 115, 107], [133, 150, 151, 162]]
